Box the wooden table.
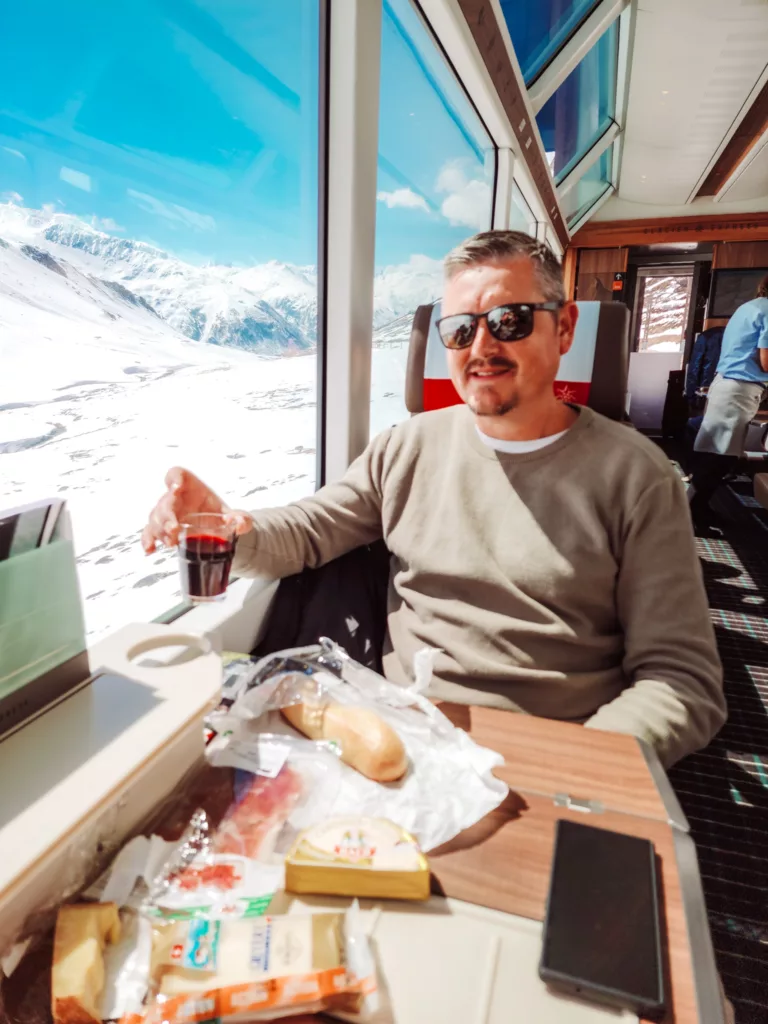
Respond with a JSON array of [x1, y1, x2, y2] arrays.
[[427, 705, 722, 1024], [436, 704, 686, 825], [290, 706, 721, 1024]]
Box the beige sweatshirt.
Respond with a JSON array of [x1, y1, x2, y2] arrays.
[[233, 405, 726, 767]]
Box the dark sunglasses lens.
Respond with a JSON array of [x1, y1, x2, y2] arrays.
[[440, 315, 476, 349], [487, 305, 533, 341]]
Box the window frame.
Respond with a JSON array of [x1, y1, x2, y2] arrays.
[[77, 0, 601, 649]]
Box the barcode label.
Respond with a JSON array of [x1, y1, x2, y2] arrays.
[[250, 921, 271, 972]]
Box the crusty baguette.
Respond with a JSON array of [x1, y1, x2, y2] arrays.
[[281, 701, 407, 782]]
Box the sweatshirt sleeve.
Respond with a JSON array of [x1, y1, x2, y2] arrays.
[[585, 473, 726, 767], [230, 430, 390, 580]]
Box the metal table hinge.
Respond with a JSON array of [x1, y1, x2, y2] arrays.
[[553, 793, 605, 814]]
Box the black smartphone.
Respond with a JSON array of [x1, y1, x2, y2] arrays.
[[539, 819, 665, 1019]]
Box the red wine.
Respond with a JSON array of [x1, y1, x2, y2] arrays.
[[179, 533, 234, 600]]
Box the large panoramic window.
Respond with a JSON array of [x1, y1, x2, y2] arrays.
[[560, 145, 614, 227], [0, 0, 320, 640], [536, 22, 618, 184], [499, 0, 602, 85], [370, 0, 495, 436]]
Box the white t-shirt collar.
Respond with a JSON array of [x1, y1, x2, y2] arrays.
[[474, 424, 570, 454]]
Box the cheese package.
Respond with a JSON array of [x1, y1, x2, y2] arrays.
[[51, 903, 121, 1024], [285, 817, 430, 901], [121, 905, 377, 1023]]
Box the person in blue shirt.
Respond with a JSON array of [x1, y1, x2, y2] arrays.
[[691, 274, 768, 524]]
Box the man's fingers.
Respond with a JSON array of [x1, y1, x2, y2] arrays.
[[164, 466, 191, 493], [144, 468, 235, 557], [147, 502, 180, 547]]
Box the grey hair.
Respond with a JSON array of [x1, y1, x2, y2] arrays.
[[444, 230, 566, 304]]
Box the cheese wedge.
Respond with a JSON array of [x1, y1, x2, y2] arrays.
[[51, 903, 121, 1024], [285, 817, 430, 901]]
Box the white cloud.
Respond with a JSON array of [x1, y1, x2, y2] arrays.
[[60, 166, 92, 192], [90, 215, 124, 233], [2, 147, 26, 161], [435, 161, 492, 230], [1, 191, 23, 203], [127, 188, 215, 232], [376, 187, 430, 214]]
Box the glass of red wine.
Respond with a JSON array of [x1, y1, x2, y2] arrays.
[[178, 513, 236, 603]]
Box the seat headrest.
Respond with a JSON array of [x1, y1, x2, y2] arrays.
[[405, 300, 629, 420]]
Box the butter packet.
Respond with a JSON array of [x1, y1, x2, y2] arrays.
[[285, 817, 430, 901]]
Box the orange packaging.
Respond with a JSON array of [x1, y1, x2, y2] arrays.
[[121, 905, 377, 1023]]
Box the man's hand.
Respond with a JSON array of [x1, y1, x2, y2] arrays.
[[142, 467, 252, 553]]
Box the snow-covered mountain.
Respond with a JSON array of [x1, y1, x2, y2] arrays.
[[0, 202, 442, 356], [637, 275, 691, 352], [0, 200, 436, 642]]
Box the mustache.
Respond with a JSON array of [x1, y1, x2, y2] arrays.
[[464, 356, 517, 376]]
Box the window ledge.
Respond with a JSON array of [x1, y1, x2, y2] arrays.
[[160, 575, 279, 655]]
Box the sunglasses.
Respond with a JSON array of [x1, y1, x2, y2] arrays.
[[436, 302, 563, 350]]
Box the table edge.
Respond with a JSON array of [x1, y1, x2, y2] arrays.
[[637, 740, 689, 832], [673, 829, 725, 1024]]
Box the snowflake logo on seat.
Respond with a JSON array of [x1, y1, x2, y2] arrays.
[[554, 384, 577, 403]]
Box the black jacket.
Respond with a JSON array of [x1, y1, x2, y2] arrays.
[[685, 326, 724, 400]]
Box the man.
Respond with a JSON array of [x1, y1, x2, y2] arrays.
[[143, 231, 725, 768], [691, 274, 768, 523]]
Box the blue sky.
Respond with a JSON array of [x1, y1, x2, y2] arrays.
[[0, 0, 492, 269]]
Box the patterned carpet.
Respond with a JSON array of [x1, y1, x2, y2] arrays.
[[668, 477, 768, 1024]]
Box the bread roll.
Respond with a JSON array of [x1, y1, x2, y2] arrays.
[[281, 701, 407, 782], [51, 903, 120, 1024]]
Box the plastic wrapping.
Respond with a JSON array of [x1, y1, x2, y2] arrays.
[[0, 744, 342, 1024], [120, 903, 377, 1024], [218, 640, 508, 853], [145, 740, 340, 921]]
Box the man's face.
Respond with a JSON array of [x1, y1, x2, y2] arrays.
[[442, 257, 578, 418]]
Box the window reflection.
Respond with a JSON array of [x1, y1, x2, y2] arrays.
[[370, 0, 495, 435], [560, 145, 613, 227], [499, 0, 602, 84], [536, 22, 618, 184], [0, 0, 320, 640]]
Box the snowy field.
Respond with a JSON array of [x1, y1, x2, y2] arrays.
[[3, 340, 410, 642], [1, 207, 413, 641]]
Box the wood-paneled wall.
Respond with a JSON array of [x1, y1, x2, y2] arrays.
[[570, 212, 768, 248], [575, 247, 628, 301], [712, 240, 768, 269]]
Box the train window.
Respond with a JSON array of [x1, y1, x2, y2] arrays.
[[510, 182, 538, 236], [536, 20, 618, 184], [634, 269, 694, 355], [499, 0, 603, 86], [369, 0, 495, 436], [0, 0, 321, 640], [560, 145, 614, 228]]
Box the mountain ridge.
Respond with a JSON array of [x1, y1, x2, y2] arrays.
[[0, 201, 442, 355]]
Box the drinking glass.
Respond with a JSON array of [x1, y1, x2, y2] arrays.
[[177, 513, 236, 603]]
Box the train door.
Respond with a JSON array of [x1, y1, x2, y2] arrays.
[[623, 249, 713, 435]]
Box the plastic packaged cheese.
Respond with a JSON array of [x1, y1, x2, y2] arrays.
[[120, 904, 377, 1024], [285, 817, 430, 901]]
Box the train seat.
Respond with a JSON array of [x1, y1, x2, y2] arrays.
[[404, 300, 631, 422]]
